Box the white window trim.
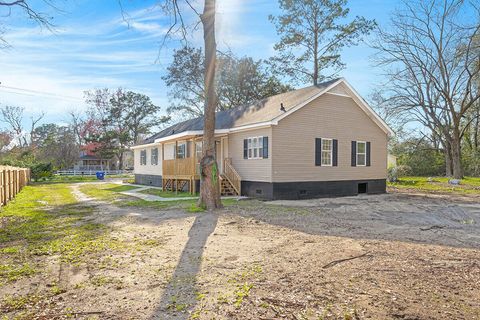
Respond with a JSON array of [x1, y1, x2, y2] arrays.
[[321, 138, 333, 167], [151, 148, 158, 166], [247, 136, 264, 160], [176, 142, 186, 159], [356, 141, 367, 167], [140, 149, 147, 166]]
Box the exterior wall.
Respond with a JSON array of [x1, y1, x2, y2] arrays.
[[133, 145, 162, 176], [227, 127, 273, 182], [272, 93, 388, 182]]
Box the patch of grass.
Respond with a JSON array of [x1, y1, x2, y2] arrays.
[[388, 176, 480, 195], [139, 188, 198, 198], [78, 183, 139, 202], [233, 282, 253, 308], [0, 246, 21, 254], [167, 296, 188, 312], [187, 204, 205, 213], [90, 275, 122, 288], [0, 183, 126, 285], [1, 293, 42, 312], [0, 263, 36, 282]]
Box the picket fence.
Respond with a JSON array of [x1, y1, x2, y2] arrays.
[[0, 166, 31, 206]]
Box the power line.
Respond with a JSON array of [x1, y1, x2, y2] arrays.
[[0, 84, 84, 102]]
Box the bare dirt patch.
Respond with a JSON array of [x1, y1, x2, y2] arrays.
[[2, 188, 479, 320]]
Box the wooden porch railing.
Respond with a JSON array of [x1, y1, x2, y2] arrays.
[[224, 158, 241, 195], [0, 166, 31, 206], [162, 158, 197, 177]]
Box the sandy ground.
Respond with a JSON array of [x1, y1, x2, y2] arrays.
[[2, 187, 480, 320]]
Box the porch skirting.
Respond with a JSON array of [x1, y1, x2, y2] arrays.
[[134, 174, 163, 187], [241, 179, 386, 200]]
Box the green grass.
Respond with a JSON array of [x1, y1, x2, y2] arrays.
[[0, 183, 126, 285], [36, 174, 134, 184], [388, 176, 480, 195], [78, 184, 139, 202], [138, 188, 198, 198], [81, 183, 240, 210]]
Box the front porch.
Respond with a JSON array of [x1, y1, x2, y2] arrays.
[[160, 135, 241, 196]]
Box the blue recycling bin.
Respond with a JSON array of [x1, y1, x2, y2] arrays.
[[96, 171, 105, 180]]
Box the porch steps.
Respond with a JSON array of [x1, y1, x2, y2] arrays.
[[220, 175, 238, 196]]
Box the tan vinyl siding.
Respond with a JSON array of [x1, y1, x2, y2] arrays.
[[272, 94, 387, 182], [327, 82, 349, 95], [227, 127, 272, 182], [134, 146, 163, 175]]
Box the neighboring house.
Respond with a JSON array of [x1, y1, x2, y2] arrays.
[[132, 78, 394, 200], [71, 146, 134, 172]]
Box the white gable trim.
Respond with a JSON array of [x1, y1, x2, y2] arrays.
[[272, 78, 394, 136]]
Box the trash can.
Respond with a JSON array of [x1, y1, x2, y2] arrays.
[[96, 171, 105, 180]]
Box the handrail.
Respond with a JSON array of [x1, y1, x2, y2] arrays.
[[223, 158, 241, 195]]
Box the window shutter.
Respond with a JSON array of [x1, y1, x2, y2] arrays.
[[315, 138, 322, 166], [262, 136, 269, 159], [333, 139, 338, 166], [243, 139, 248, 159], [366, 142, 371, 166], [351, 141, 357, 167]]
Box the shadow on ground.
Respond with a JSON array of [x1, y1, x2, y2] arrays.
[[149, 213, 219, 320]]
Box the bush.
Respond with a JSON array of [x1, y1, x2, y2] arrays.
[[30, 163, 53, 181]]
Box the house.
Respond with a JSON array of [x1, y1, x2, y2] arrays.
[[131, 78, 394, 200], [71, 144, 134, 172]]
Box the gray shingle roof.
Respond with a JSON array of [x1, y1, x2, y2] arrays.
[[141, 78, 340, 145]]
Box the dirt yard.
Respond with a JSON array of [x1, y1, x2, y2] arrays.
[[1, 182, 479, 320]]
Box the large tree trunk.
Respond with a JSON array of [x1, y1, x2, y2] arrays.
[[444, 139, 453, 177], [451, 131, 463, 179], [199, 0, 222, 210]]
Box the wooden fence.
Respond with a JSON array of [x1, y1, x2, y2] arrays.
[[0, 166, 31, 206]]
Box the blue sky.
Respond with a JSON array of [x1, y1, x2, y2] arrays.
[[0, 0, 396, 127]]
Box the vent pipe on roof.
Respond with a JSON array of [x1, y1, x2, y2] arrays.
[[280, 103, 286, 112]]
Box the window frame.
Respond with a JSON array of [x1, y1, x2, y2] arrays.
[[247, 136, 264, 160], [140, 149, 147, 166], [195, 141, 203, 161], [176, 143, 186, 159], [151, 148, 158, 166], [321, 138, 333, 167], [356, 141, 367, 167]]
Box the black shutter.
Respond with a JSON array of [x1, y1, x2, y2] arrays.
[[263, 136, 269, 159], [333, 139, 338, 166], [351, 141, 357, 166], [243, 139, 248, 159], [315, 138, 322, 166], [366, 142, 371, 166]]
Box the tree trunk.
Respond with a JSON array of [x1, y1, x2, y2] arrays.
[[313, 28, 319, 86], [198, 0, 222, 210], [444, 139, 453, 177], [451, 131, 463, 179]]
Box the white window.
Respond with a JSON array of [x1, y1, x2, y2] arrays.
[[195, 142, 203, 160], [321, 138, 333, 166], [176, 143, 186, 159], [356, 141, 366, 166], [140, 150, 147, 165], [247, 136, 263, 159], [151, 148, 158, 165]]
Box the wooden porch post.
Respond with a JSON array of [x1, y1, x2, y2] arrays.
[[161, 143, 165, 191], [191, 137, 196, 195], [175, 140, 178, 194]]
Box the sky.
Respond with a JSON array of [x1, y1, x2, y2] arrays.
[[0, 0, 397, 127]]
